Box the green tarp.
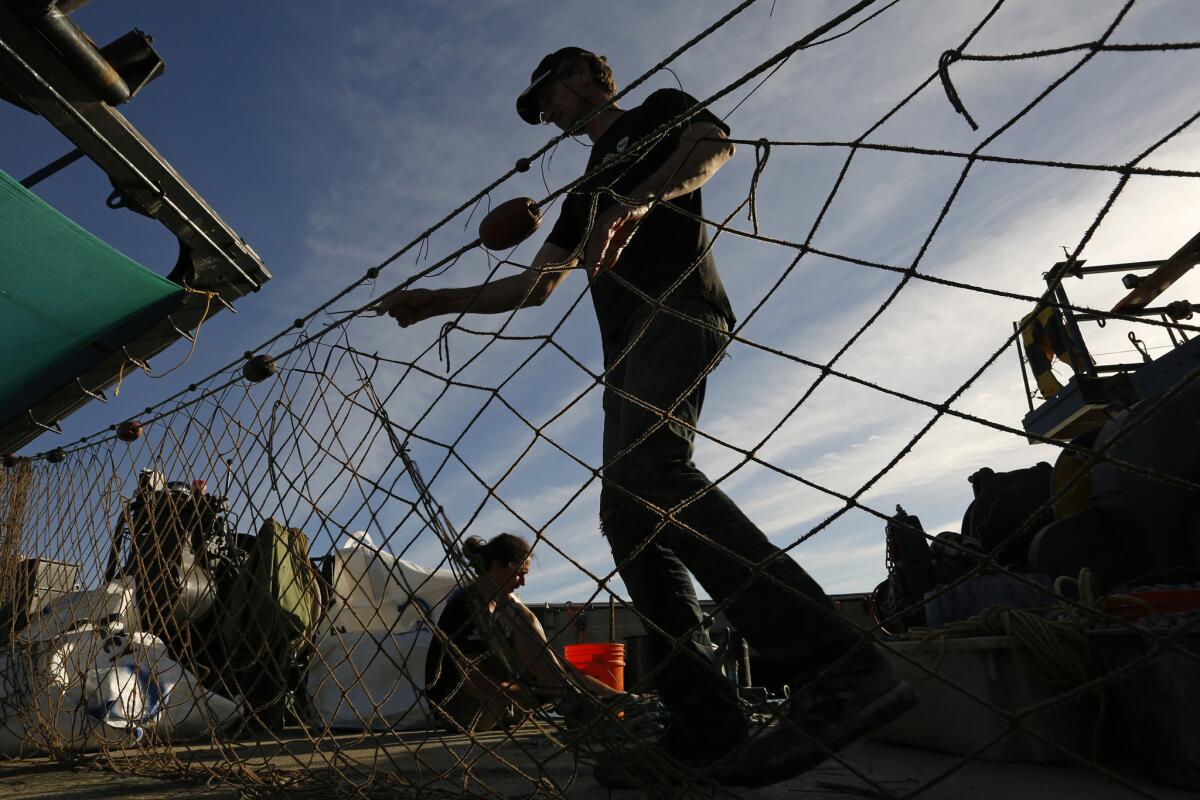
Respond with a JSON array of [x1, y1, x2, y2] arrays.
[[0, 167, 183, 406]]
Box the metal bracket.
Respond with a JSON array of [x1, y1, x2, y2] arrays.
[[166, 315, 195, 343], [27, 410, 62, 434], [75, 377, 107, 403], [121, 346, 150, 374]]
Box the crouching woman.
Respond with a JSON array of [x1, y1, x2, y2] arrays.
[[424, 533, 623, 732]]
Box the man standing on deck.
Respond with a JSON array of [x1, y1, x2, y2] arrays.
[[376, 48, 916, 786]]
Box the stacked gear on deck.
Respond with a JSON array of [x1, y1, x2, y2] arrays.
[[0, 580, 241, 756], [1029, 373, 1200, 592], [879, 351, 1200, 635], [109, 471, 228, 642], [1013, 296, 1200, 593], [190, 519, 322, 731], [5, 463, 458, 749], [870, 506, 983, 634], [107, 470, 472, 734], [108, 471, 322, 731]]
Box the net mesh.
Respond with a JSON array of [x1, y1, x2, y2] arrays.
[[3, 0, 1200, 797]]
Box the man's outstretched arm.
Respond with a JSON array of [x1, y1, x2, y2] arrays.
[[377, 241, 578, 327]]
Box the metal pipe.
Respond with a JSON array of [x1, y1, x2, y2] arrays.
[[1055, 283, 1097, 377], [1163, 313, 1181, 348], [1014, 321, 1034, 413], [1075, 302, 1200, 323], [19, 146, 84, 187], [737, 634, 752, 688], [21, 4, 130, 105], [1073, 259, 1164, 276]]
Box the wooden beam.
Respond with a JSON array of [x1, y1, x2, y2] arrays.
[[1111, 228, 1200, 314]]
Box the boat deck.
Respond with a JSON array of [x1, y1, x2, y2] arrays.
[[0, 725, 1188, 799]]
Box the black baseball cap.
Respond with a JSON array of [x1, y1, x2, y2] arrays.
[[516, 46, 592, 125]]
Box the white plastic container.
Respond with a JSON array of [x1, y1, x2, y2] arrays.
[[306, 533, 458, 731], [871, 635, 1102, 763]]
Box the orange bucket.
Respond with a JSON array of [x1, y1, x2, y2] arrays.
[[564, 643, 625, 692]]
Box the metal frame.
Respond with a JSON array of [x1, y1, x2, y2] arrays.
[[0, 4, 271, 454], [1017, 231, 1199, 441]]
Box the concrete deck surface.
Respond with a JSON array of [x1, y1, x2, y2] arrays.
[[0, 726, 1188, 799]]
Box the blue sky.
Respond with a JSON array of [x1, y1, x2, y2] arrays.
[[5, 0, 1200, 602]]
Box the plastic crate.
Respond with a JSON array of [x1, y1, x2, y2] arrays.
[[872, 635, 1102, 763]]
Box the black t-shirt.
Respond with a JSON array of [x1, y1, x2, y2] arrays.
[[424, 587, 509, 705], [546, 88, 737, 363]]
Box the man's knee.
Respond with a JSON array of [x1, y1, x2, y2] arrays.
[[599, 499, 639, 565], [600, 485, 668, 561]]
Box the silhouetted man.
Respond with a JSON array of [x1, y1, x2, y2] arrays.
[[378, 47, 915, 787]]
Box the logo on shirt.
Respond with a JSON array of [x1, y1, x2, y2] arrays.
[[615, 136, 630, 153]]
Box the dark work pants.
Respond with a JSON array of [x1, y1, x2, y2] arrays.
[[598, 296, 862, 752]]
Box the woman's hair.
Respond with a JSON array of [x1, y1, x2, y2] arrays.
[[462, 533, 531, 570]]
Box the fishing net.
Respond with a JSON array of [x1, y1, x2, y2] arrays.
[[3, 1, 1200, 797]]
